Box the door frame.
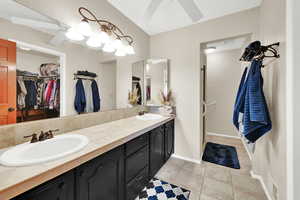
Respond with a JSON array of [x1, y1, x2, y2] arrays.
[[9, 39, 67, 117], [198, 34, 254, 158]]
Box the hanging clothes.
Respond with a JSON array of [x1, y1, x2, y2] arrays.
[[83, 80, 93, 113], [24, 80, 37, 109], [233, 60, 272, 143], [49, 80, 57, 109], [44, 80, 54, 105], [17, 77, 27, 109], [74, 79, 86, 113], [91, 80, 101, 112], [54, 79, 60, 110], [135, 82, 142, 105]]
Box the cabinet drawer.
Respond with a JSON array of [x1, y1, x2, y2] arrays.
[[126, 133, 149, 156], [126, 167, 148, 200], [126, 145, 149, 182]]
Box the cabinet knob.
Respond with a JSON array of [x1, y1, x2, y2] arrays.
[[8, 107, 15, 112]]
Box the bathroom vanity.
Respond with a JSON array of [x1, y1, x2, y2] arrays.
[[1, 117, 174, 200]]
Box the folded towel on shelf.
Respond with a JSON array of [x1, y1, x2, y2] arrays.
[[76, 70, 97, 78]]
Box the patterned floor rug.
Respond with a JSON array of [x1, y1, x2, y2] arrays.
[[136, 178, 190, 200]]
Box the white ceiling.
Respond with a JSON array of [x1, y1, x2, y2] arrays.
[[107, 0, 262, 35], [0, 0, 65, 36]]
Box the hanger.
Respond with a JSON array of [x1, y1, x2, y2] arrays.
[[240, 41, 280, 63]]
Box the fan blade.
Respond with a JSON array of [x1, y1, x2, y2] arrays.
[[144, 0, 163, 22], [10, 17, 62, 30], [49, 31, 66, 46], [177, 0, 203, 22]]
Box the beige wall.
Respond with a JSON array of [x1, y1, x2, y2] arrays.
[[150, 8, 260, 161], [251, 0, 287, 199], [206, 49, 243, 136], [17, 50, 59, 73]]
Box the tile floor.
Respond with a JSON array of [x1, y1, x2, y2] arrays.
[[155, 135, 268, 200]]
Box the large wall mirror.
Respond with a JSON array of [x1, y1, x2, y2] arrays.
[[0, 0, 125, 126], [132, 59, 169, 106]]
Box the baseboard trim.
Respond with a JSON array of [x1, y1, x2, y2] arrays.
[[207, 132, 253, 161], [240, 136, 253, 161], [171, 154, 202, 164], [207, 132, 240, 139], [250, 170, 273, 200]]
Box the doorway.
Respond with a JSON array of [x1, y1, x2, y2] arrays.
[[0, 38, 66, 125], [200, 35, 251, 152]]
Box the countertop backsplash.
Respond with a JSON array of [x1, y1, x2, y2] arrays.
[[0, 106, 144, 149]]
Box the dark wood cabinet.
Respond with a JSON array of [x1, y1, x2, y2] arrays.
[[125, 134, 149, 200], [149, 125, 165, 178], [76, 146, 125, 200], [12, 170, 75, 200], [165, 120, 175, 161], [13, 120, 175, 200]]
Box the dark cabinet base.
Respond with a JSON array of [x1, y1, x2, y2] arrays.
[[13, 119, 175, 200]]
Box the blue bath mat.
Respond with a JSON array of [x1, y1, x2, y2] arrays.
[[202, 142, 240, 169], [136, 178, 190, 200]]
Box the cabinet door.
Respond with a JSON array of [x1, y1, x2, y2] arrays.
[[149, 125, 165, 178], [165, 120, 175, 161], [13, 171, 75, 200], [76, 146, 125, 200]]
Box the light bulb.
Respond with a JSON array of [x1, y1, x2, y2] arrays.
[[86, 35, 103, 48], [103, 42, 115, 53], [115, 48, 126, 57], [65, 28, 84, 41], [115, 45, 127, 57], [99, 31, 110, 44], [78, 20, 92, 36], [125, 44, 135, 55], [112, 39, 123, 49]]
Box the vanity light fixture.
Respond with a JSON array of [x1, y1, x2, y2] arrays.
[[65, 7, 135, 56]]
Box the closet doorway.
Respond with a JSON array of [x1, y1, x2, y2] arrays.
[[200, 35, 251, 151], [0, 39, 65, 125]]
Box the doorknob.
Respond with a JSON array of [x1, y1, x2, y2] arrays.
[[8, 107, 15, 112]]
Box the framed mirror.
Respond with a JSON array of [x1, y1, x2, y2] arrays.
[[132, 58, 169, 106]]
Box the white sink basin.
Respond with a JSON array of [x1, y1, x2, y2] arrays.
[[136, 113, 163, 121], [0, 134, 89, 167]]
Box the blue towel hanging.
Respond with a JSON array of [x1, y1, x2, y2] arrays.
[[74, 79, 86, 113], [233, 60, 272, 143]]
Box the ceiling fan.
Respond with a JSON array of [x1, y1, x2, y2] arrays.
[[10, 16, 68, 46], [145, 0, 204, 22]]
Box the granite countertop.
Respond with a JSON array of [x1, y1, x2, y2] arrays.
[[0, 115, 174, 200]]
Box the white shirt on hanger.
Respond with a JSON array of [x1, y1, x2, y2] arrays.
[[83, 80, 94, 113]]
